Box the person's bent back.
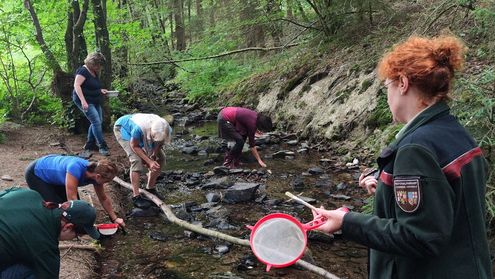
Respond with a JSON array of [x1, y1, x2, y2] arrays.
[[0, 187, 99, 279]]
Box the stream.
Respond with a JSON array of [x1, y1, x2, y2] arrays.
[[97, 90, 368, 278]]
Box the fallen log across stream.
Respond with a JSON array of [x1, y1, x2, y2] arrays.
[[113, 176, 341, 279]]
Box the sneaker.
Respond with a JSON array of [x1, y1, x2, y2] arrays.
[[132, 195, 152, 209], [146, 188, 164, 200]]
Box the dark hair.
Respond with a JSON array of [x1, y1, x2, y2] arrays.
[[256, 113, 273, 132], [87, 159, 118, 181]]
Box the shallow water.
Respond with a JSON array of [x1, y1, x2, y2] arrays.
[[98, 119, 368, 279]]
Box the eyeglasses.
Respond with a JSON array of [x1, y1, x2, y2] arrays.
[[381, 79, 396, 90]]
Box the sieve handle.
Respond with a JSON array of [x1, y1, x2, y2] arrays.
[[302, 215, 327, 231], [285, 192, 318, 211]]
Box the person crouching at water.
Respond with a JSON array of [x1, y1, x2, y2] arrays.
[[113, 113, 172, 209], [0, 187, 100, 279], [217, 107, 273, 169], [24, 154, 125, 228], [313, 35, 491, 278]]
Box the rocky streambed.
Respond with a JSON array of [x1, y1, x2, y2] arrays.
[[98, 89, 369, 278]]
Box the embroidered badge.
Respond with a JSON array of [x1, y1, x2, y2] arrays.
[[394, 176, 421, 213]]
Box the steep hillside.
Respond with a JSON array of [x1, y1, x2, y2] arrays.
[[220, 0, 494, 157]]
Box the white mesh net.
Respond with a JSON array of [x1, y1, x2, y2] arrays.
[[252, 218, 306, 265]]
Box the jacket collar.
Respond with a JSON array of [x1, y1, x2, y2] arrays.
[[391, 101, 450, 148], [377, 101, 450, 168]]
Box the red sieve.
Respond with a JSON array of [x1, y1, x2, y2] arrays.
[[97, 223, 119, 235], [246, 213, 326, 271]]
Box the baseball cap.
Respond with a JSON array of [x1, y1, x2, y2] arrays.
[[62, 200, 100, 239]]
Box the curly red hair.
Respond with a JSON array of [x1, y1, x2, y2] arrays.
[[377, 35, 467, 101]]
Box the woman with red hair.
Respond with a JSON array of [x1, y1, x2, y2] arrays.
[[314, 36, 491, 278]]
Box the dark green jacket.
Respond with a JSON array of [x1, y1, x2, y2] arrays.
[[0, 187, 62, 279], [342, 102, 492, 279]]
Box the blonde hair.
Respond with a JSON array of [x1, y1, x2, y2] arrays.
[[377, 35, 466, 101], [84, 52, 106, 68]]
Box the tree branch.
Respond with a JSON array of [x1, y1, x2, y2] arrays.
[[128, 43, 300, 65], [23, 0, 62, 73], [113, 176, 341, 279], [274, 17, 322, 31]]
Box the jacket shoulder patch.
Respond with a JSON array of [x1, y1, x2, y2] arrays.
[[394, 176, 421, 213]]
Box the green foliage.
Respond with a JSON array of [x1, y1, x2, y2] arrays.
[[452, 67, 495, 224], [0, 107, 6, 144], [175, 58, 251, 102], [453, 68, 495, 149], [365, 89, 393, 130]]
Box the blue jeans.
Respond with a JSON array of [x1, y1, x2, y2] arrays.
[[0, 264, 36, 279], [73, 95, 106, 147]]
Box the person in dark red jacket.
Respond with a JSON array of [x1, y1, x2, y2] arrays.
[[217, 107, 273, 168], [314, 35, 491, 278]]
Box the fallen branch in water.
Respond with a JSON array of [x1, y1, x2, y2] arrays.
[[113, 176, 340, 279]]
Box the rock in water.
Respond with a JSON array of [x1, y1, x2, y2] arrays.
[[223, 183, 259, 203], [128, 207, 161, 218]]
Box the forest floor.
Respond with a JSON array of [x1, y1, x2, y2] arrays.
[[0, 121, 127, 278]]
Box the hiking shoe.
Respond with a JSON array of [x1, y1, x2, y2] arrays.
[[146, 188, 164, 200], [83, 142, 99, 151], [132, 195, 152, 209], [99, 147, 110, 156], [99, 142, 110, 156], [78, 150, 93, 159]]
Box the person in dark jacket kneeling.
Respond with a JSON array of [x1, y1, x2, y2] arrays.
[[0, 187, 100, 279]]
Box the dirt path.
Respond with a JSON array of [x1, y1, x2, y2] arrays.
[[0, 121, 128, 279]]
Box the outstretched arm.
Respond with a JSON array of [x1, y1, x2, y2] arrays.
[[250, 147, 266, 168], [94, 184, 125, 228], [65, 173, 80, 201]]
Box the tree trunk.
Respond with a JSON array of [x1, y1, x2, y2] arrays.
[[68, 0, 90, 74], [91, 0, 112, 130], [187, 0, 192, 45], [194, 0, 203, 34], [240, 0, 265, 47], [209, 0, 215, 29], [24, 0, 63, 74], [172, 0, 186, 50], [169, 12, 175, 50], [267, 0, 283, 46], [195, 0, 202, 19], [286, 0, 294, 18], [24, 0, 87, 133]]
